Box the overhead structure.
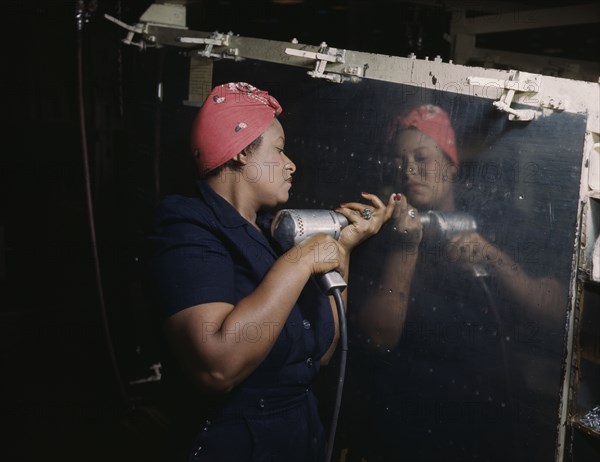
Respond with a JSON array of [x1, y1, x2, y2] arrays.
[[107, 2, 600, 461]]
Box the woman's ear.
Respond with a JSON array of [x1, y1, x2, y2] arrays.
[[444, 161, 459, 182], [233, 151, 249, 166]]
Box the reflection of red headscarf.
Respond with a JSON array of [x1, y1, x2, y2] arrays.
[[388, 104, 458, 165], [191, 82, 282, 175]]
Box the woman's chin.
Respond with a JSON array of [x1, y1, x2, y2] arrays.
[[269, 193, 289, 208], [406, 195, 430, 210]]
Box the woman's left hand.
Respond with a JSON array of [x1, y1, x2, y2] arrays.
[[335, 192, 398, 251], [449, 231, 495, 269]]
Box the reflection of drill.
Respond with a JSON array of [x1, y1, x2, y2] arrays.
[[419, 210, 478, 242], [271, 209, 349, 294], [419, 210, 487, 277]]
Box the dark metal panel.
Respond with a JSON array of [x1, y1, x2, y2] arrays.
[[209, 58, 586, 462]]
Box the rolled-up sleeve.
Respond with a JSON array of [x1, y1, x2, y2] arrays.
[[149, 201, 235, 317]]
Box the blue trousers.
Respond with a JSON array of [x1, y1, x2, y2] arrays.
[[187, 386, 325, 462]]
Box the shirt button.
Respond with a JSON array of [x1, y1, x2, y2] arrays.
[[258, 398, 265, 409], [302, 319, 311, 329], [306, 357, 314, 368]]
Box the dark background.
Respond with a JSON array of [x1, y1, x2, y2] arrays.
[[1, 1, 598, 461]]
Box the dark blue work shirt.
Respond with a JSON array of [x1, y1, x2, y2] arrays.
[[149, 181, 335, 461], [149, 180, 334, 389]]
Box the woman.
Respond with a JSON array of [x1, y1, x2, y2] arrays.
[[149, 82, 397, 462]]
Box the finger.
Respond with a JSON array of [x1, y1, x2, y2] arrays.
[[392, 194, 409, 219], [448, 234, 464, 246], [338, 201, 372, 212], [338, 203, 377, 224], [360, 192, 385, 209], [383, 193, 402, 221], [335, 206, 362, 225]]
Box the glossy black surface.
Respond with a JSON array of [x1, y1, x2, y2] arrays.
[[212, 58, 585, 461]]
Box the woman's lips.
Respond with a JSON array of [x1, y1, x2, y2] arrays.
[[407, 183, 426, 192]]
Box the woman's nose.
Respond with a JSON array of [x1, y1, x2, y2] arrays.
[[395, 157, 414, 178], [399, 163, 415, 178], [284, 154, 296, 174]]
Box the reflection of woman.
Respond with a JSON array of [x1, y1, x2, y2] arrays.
[[360, 104, 563, 350], [148, 82, 396, 462], [357, 105, 458, 349], [348, 104, 564, 461]]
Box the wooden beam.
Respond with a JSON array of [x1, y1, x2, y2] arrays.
[[457, 4, 600, 35]]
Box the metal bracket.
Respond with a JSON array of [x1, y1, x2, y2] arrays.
[[104, 3, 187, 50], [128, 363, 163, 385], [178, 32, 239, 59], [285, 42, 360, 83], [467, 70, 541, 121], [104, 14, 151, 49]]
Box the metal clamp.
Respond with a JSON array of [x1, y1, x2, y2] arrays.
[[285, 42, 354, 83], [178, 32, 238, 59], [105, 3, 187, 50], [467, 70, 541, 121], [104, 14, 150, 49]]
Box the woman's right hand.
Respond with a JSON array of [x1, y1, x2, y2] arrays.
[[391, 194, 423, 247], [283, 233, 345, 277]]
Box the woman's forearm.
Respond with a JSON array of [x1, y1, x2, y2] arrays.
[[165, 235, 341, 392], [358, 245, 419, 350]]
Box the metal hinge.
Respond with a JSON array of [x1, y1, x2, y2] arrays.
[[178, 31, 239, 59], [467, 70, 541, 121], [285, 42, 363, 83]]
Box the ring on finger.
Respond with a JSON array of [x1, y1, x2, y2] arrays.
[[361, 208, 373, 220], [408, 209, 416, 219]]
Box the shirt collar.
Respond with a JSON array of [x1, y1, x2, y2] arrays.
[[195, 180, 275, 232], [196, 180, 279, 257], [196, 180, 248, 228]]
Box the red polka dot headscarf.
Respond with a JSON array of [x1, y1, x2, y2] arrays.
[[388, 104, 458, 165], [191, 82, 282, 175]]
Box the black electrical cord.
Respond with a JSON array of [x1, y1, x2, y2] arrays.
[[325, 287, 348, 462], [77, 2, 128, 407]]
